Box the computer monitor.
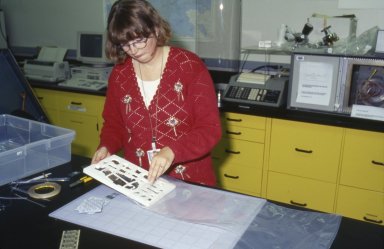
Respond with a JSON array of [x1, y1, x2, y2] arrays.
[[76, 31, 111, 66]]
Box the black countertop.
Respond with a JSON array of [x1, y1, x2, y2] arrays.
[[30, 77, 383, 133], [31, 80, 107, 96], [221, 101, 384, 132], [0, 155, 383, 249]]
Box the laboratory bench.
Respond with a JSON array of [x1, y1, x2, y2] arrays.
[[29, 77, 384, 228], [0, 154, 383, 249]]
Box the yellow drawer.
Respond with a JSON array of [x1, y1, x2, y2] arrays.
[[336, 185, 384, 226], [222, 112, 266, 129], [56, 92, 105, 116], [216, 163, 262, 197], [267, 172, 336, 213], [223, 124, 265, 143], [341, 129, 384, 192], [269, 119, 343, 182], [212, 138, 264, 169]]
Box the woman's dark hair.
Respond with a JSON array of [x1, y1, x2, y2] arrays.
[[105, 0, 172, 63]]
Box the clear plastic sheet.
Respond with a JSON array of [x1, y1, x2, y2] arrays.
[[148, 177, 267, 232], [332, 26, 380, 55], [234, 202, 342, 249]]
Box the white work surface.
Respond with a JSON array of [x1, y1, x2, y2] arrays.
[[50, 179, 267, 249]]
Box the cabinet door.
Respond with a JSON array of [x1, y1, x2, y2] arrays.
[[57, 92, 105, 116], [269, 119, 343, 182], [33, 88, 105, 158], [340, 129, 384, 192], [337, 186, 384, 226], [33, 88, 59, 124], [213, 138, 264, 196], [215, 163, 262, 196], [59, 112, 99, 158], [267, 172, 336, 213], [212, 138, 264, 169]]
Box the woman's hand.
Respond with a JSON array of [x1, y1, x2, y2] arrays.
[[148, 146, 175, 184], [91, 146, 111, 164]]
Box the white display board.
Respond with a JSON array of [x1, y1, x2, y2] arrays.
[[50, 183, 266, 249]]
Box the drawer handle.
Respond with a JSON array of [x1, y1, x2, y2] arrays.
[[70, 101, 82, 105], [290, 200, 307, 207], [225, 149, 240, 154], [371, 160, 384, 166], [226, 131, 242, 135], [295, 148, 313, 154], [226, 118, 242, 122], [363, 216, 383, 224], [37, 97, 43, 100], [224, 174, 239, 179], [70, 120, 83, 124]]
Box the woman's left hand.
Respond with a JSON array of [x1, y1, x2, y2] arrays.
[[148, 146, 175, 184]]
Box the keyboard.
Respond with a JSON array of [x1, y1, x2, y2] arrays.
[[59, 78, 108, 91]]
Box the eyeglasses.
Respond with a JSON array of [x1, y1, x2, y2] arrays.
[[119, 37, 149, 51]]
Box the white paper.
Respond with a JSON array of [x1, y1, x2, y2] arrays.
[[37, 47, 67, 62], [296, 61, 333, 106], [351, 105, 384, 122], [376, 30, 384, 53], [83, 155, 176, 207]]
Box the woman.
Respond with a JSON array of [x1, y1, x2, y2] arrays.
[[92, 0, 221, 186]]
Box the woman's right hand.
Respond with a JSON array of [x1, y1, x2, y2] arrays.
[[91, 146, 111, 164]]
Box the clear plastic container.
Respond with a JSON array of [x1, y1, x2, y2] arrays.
[[0, 114, 75, 186]]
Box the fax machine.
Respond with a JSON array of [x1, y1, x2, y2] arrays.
[[24, 60, 70, 83]]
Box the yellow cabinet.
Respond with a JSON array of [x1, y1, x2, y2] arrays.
[[59, 112, 100, 157], [213, 112, 268, 197], [34, 88, 105, 158], [213, 113, 382, 225], [340, 129, 384, 192], [267, 171, 336, 213], [34, 88, 60, 124], [213, 138, 264, 195], [269, 119, 343, 183], [336, 185, 383, 225], [337, 128, 384, 225], [267, 119, 343, 211]]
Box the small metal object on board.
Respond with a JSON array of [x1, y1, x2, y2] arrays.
[[59, 230, 80, 249]]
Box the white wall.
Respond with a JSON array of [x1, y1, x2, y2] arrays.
[[0, 0, 112, 49], [1, 0, 383, 65]]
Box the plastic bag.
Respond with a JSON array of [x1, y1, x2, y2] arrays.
[[234, 202, 341, 249]]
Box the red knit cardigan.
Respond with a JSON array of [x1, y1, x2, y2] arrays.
[[99, 47, 222, 186]]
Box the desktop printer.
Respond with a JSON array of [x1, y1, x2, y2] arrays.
[[24, 60, 70, 83], [24, 46, 70, 83]]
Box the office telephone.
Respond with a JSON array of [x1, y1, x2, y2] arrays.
[[222, 73, 288, 108]]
